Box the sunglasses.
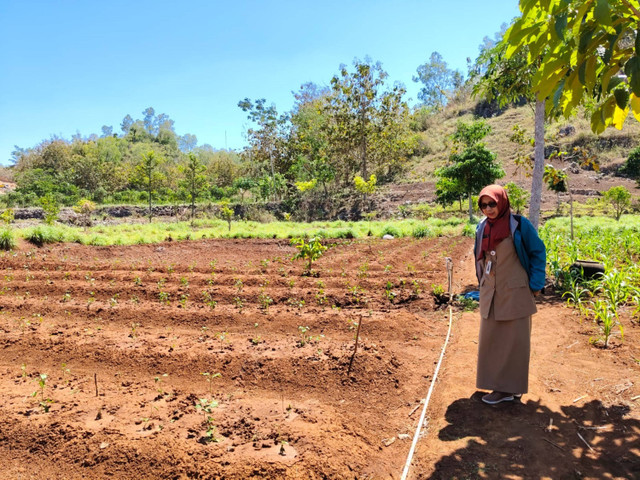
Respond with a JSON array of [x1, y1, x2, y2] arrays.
[[479, 201, 498, 210]]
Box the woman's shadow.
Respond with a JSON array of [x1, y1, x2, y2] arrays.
[[425, 393, 639, 479]]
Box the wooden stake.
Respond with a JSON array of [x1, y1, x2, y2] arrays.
[[94, 373, 98, 397], [347, 316, 363, 377]]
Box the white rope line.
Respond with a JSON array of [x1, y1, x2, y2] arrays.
[[400, 306, 453, 480]]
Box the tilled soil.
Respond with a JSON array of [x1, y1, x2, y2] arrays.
[[0, 237, 638, 479]]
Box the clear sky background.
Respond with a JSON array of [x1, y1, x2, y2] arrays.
[[0, 0, 520, 166]]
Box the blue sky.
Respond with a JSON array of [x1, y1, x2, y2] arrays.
[[0, 0, 520, 166]]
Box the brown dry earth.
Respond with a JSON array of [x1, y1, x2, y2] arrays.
[[0, 237, 637, 479]]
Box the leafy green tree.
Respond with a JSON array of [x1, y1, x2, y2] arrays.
[[323, 58, 417, 183], [40, 193, 60, 225], [238, 98, 289, 199], [471, 28, 548, 230], [132, 151, 166, 221], [413, 51, 463, 109], [436, 120, 504, 220], [603, 185, 631, 221], [504, 1, 640, 133], [622, 146, 640, 179], [435, 177, 466, 211], [288, 83, 334, 196], [504, 182, 530, 214], [179, 153, 208, 221], [354, 174, 377, 212], [543, 164, 569, 214]]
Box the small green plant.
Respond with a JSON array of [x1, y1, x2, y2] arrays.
[[251, 322, 262, 344], [298, 325, 311, 347], [158, 291, 170, 305], [215, 330, 229, 351], [200, 372, 221, 396], [154, 373, 169, 395], [219, 202, 234, 232], [133, 276, 143, 286], [130, 322, 140, 339], [201, 290, 218, 309], [589, 299, 624, 348], [0, 229, 15, 250], [195, 398, 220, 442], [180, 276, 189, 287], [233, 296, 243, 311], [40, 194, 60, 225], [292, 237, 327, 274], [456, 294, 478, 311], [31, 373, 53, 412], [0, 208, 15, 225]]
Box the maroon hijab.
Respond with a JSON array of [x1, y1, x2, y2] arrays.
[[477, 185, 511, 260]]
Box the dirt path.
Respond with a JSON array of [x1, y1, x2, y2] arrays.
[[0, 237, 637, 479]]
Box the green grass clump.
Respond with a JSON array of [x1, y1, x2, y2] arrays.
[[24, 226, 66, 246], [412, 225, 432, 238], [0, 229, 15, 250]]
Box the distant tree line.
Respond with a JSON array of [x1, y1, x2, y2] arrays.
[[3, 56, 471, 217]]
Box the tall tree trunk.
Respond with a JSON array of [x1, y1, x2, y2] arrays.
[[529, 96, 545, 230], [468, 193, 473, 222]]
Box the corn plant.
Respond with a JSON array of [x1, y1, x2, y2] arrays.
[[588, 299, 624, 348]]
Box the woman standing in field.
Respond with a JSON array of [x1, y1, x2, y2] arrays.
[[474, 184, 546, 405]]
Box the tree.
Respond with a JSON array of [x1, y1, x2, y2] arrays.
[[603, 185, 631, 221], [323, 58, 417, 184], [543, 164, 568, 212], [132, 151, 166, 221], [238, 98, 289, 199], [413, 52, 463, 109], [502, 1, 640, 226], [179, 153, 208, 222], [471, 29, 547, 230], [504, 182, 530, 214], [622, 146, 640, 179], [436, 120, 504, 221]]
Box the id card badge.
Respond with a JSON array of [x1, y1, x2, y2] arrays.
[[485, 260, 492, 275]]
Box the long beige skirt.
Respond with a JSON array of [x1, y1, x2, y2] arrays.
[[476, 304, 532, 394]]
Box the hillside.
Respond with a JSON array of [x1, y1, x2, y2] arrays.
[[377, 95, 640, 217]]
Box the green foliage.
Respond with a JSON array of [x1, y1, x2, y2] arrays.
[[292, 237, 327, 273], [622, 146, 640, 179], [323, 58, 418, 181], [504, 182, 530, 214], [413, 51, 463, 109], [24, 226, 64, 246], [436, 120, 504, 220], [503, 0, 640, 133], [179, 153, 208, 221], [218, 202, 234, 231], [603, 186, 631, 221], [39, 193, 60, 225], [543, 165, 568, 193], [0, 208, 15, 225], [132, 151, 166, 221], [411, 225, 432, 238], [0, 229, 15, 250], [353, 174, 377, 195]]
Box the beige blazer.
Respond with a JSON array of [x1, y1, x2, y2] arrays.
[[479, 235, 537, 321]]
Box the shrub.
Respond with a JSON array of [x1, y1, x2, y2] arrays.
[[0, 229, 15, 250], [333, 229, 355, 239], [25, 226, 64, 246], [462, 223, 476, 237], [381, 225, 400, 238], [621, 146, 640, 178], [412, 225, 432, 238]]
